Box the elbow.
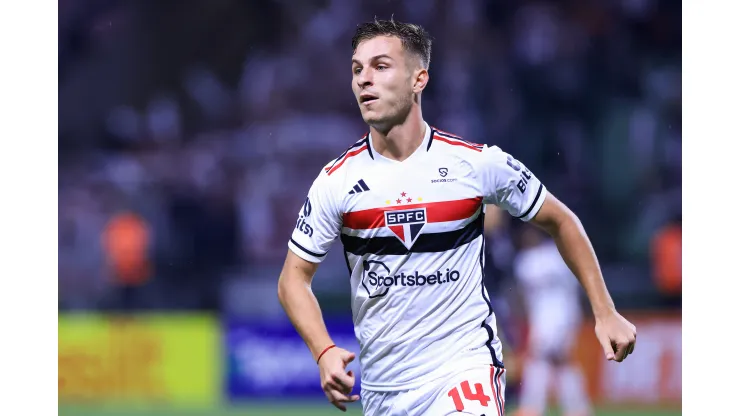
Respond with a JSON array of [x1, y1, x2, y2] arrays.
[[552, 209, 583, 240], [561, 206, 581, 228], [277, 251, 317, 305], [535, 199, 581, 237], [277, 272, 305, 306], [277, 274, 289, 305]]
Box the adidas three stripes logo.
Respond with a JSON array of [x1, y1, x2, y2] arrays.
[[348, 179, 370, 195]]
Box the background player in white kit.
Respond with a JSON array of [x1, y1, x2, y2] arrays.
[[513, 226, 593, 416], [277, 18, 637, 415]]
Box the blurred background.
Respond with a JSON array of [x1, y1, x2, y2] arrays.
[[58, 0, 681, 415]]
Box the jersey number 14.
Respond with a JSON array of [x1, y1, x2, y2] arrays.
[[447, 380, 491, 411]]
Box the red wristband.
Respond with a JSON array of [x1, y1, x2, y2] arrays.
[[316, 344, 336, 364]]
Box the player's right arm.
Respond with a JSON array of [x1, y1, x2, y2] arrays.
[[278, 251, 360, 411], [277, 171, 360, 411], [277, 250, 333, 362]]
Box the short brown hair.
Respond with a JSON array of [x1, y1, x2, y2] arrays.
[[351, 18, 433, 69]]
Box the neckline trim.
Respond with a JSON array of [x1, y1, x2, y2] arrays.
[[367, 122, 432, 164]]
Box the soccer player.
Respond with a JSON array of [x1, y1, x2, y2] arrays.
[[513, 226, 593, 416], [277, 19, 637, 415]]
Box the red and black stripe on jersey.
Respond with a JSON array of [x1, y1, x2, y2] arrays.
[[340, 197, 483, 256], [325, 135, 372, 176], [429, 128, 484, 152]]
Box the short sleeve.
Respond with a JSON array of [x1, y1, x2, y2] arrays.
[[287, 170, 342, 263], [478, 145, 548, 222]]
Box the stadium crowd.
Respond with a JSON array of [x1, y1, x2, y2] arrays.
[[58, 0, 681, 313]]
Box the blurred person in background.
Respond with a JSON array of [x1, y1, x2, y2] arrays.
[[102, 209, 152, 309], [651, 214, 682, 306], [278, 18, 636, 416], [513, 225, 592, 416]]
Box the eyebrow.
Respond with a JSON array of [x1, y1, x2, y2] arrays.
[[352, 54, 394, 66]]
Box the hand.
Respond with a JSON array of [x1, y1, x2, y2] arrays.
[[594, 310, 637, 362], [318, 346, 360, 411]]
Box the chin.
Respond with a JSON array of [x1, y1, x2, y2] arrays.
[[365, 118, 393, 132], [362, 112, 386, 127]]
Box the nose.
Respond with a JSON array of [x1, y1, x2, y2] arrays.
[[356, 68, 373, 89]]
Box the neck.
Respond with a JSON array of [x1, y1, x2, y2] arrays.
[[370, 108, 426, 162]]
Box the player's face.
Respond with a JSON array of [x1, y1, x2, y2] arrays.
[[352, 36, 418, 129]]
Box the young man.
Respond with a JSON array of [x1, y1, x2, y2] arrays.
[[277, 19, 636, 415], [513, 226, 593, 416]]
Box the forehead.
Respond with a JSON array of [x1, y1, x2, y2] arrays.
[[352, 35, 405, 62]]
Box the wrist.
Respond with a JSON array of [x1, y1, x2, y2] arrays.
[[316, 344, 336, 364], [311, 339, 335, 361], [592, 304, 617, 320]]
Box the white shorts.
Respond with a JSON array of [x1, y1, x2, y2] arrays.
[[529, 313, 581, 359], [362, 365, 506, 416]]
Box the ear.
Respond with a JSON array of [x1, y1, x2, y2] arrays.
[[412, 68, 429, 93]]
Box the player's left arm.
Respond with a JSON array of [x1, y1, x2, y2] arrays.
[[529, 193, 637, 362], [478, 145, 636, 362]]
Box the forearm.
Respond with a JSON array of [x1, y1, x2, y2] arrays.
[[278, 277, 334, 360], [547, 213, 616, 318]]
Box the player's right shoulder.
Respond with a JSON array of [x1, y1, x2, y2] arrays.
[[321, 133, 372, 178]]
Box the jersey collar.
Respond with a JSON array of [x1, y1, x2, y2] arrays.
[[368, 121, 432, 164]]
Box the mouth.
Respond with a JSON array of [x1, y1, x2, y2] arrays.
[[360, 94, 379, 105]]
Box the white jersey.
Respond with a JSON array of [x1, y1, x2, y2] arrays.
[[513, 241, 582, 354], [288, 122, 548, 392], [514, 241, 581, 322]]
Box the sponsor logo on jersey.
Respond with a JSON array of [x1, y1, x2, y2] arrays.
[[431, 167, 457, 183], [361, 259, 461, 298], [348, 179, 370, 195], [295, 197, 314, 237], [506, 155, 533, 193], [431, 177, 458, 183], [384, 208, 427, 249], [301, 197, 312, 217]]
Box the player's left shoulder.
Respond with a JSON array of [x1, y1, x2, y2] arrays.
[[429, 127, 486, 155], [426, 126, 496, 179], [428, 126, 502, 173]]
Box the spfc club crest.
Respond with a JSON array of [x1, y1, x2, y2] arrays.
[[384, 208, 427, 249]]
